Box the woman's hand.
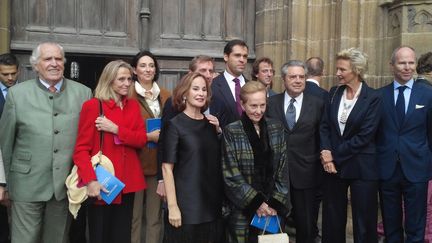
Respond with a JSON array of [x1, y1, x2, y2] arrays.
[[156, 180, 166, 200], [256, 202, 277, 217], [95, 116, 119, 134], [323, 161, 338, 174], [320, 150, 333, 165], [87, 180, 108, 200], [147, 129, 160, 143], [206, 114, 222, 134], [168, 204, 182, 228]]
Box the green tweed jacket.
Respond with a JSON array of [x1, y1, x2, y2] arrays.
[[0, 78, 92, 202], [222, 117, 291, 214]]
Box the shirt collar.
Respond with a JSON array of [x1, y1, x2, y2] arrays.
[[284, 91, 303, 103], [393, 78, 414, 90], [223, 70, 245, 83], [39, 78, 64, 92], [0, 82, 7, 92]]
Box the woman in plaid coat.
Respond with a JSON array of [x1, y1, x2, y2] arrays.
[[222, 81, 291, 243]]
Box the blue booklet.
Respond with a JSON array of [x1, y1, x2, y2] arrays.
[[250, 214, 280, 234], [95, 165, 125, 204], [146, 118, 161, 148]]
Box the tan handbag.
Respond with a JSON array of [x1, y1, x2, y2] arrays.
[[257, 216, 289, 243]]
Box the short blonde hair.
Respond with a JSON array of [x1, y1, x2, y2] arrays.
[[240, 81, 266, 103], [94, 60, 133, 102], [336, 48, 368, 78]]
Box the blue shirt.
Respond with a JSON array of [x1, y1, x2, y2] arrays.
[[0, 82, 8, 99], [393, 79, 414, 114]]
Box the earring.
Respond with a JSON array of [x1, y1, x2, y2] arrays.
[[182, 96, 186, 104]]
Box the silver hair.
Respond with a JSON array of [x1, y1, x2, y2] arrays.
[[280, 60, 307, 79], [29, 42, 66, 69]]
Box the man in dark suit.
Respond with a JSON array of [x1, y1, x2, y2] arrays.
[[305, 56, 328, 242], [0, 53, 20, 243], [210, 39, 249, 128], [267, 60, 324, 243], [305, 57, 328, 100], [377, 46, 432, 243]]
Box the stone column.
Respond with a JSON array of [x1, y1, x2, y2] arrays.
[[0, 0, 11, 53], [139, 0, 151, 50]]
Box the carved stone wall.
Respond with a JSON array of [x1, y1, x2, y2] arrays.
[[255, 0, 432, 92], [2, 0, 431, 90]]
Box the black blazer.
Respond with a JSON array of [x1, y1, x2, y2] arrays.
[[304, 81, 328, 101], [267, 92, 324, 189], [320, 82, 382, 180], [0, 92, 5, 117], [210, 74, 246, 128]]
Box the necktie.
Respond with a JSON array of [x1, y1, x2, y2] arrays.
[[233, 78, 242, 116], [395, 86, 407, 126], [48, 86, 57, 93], [286, 98, 296, 129]]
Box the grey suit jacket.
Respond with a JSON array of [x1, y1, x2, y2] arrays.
[[0, 149, 5, 184], [0, 78, 92, 202]]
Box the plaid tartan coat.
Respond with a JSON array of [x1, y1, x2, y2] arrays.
[[222, 118, 291, 242]]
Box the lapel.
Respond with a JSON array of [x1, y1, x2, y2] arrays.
[[293, 93, 312, 132], [330, 86, 344, 136], [405, 82, 423, 124], [214, 75, 238, 116], [342, 82, 369, 137], [0, 91, 4, 116], [137, 95, 157, 118], [273, 93, 289, 129], [382, 83, 399, 127]]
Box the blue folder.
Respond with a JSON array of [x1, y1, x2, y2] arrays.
[[250, 214, 281, 234], [95, 165, 125, 204], [146, 118, 161, 148]]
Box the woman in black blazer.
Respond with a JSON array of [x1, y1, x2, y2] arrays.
[[320, 48, 382, 243]]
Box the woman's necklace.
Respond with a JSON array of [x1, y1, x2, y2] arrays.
[[339, 84, 362, 124], [253, 123, 260, 137], [339, 97, 353, 124]]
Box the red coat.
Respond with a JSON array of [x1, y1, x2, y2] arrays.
[[73, 98, 147, 204]]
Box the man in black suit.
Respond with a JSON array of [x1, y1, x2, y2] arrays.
[[305, 57, 328, 100], [305, 56, 328, 242], [210, 39, 249, 128], [0, 53, 19, 243], [267, 60, 324, 243]]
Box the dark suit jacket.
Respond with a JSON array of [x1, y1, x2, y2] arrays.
[[210, 73, 246, 128], [0, 92, 4, 117], [320, 82, 382, 180], [267, 92, 324, 189], [305, 81, 328, 101], [376, 81, 432, 182]]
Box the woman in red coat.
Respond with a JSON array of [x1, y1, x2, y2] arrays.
[[73, 60, 148, 243]]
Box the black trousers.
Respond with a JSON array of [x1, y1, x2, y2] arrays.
[[88, 193, 135, 243], [0, 205, 9, 243], [291, 186, 318, 243], [322, 174, 378, 243]]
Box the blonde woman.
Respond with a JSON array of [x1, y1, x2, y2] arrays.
[[73, 60, 150, 243]]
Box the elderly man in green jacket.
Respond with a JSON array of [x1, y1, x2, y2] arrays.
[[0, 42, 92, 243]]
